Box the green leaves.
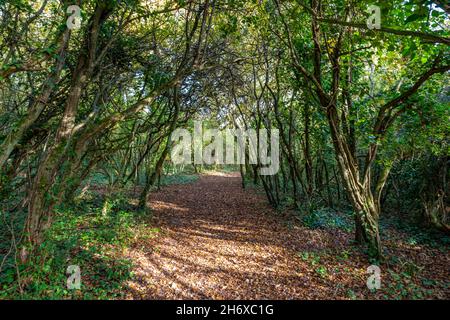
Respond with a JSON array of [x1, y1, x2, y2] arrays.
[[405, 13, 426, 24], [8, 0, 33, 12]]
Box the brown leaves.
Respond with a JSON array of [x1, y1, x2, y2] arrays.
[[124, 173, 449, 300]]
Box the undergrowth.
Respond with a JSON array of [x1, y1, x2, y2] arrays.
[[0, 190, 160, 299], [0, 173, 199, 299]]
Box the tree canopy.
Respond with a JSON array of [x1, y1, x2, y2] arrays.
[[0, 0, 449, 299]]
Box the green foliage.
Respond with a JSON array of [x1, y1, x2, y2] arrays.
[[297, 251, 322, 266], [0, 190, 159, 299], [381, 216, 450, 248], [300, 208, 353, 232], [384, 269, 432, 300], [0, 0, 449, 299], [314, 266, 328, 278], [346, 289, 358, 300]]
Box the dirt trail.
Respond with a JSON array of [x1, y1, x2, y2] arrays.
[[126, 172, 366, 299]]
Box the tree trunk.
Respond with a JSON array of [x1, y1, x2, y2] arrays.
[[24, 4, 115, 252], [0, 30, 70, 171], [327, 104, 382, 261], [303, 103, 313, 196], [139, 88, 181, 208]]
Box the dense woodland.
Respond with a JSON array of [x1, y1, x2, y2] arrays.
[[0, 0, 449, 299]]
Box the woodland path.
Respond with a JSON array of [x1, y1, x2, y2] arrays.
[[125, 172, 368, 299]]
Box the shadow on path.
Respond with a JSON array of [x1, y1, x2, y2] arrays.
[[125, 172, 360, 299]]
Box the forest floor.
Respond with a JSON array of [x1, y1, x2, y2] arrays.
[[124, 172, 449, 299]]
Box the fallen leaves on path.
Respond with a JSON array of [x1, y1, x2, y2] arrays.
[[125, 173, 449, 300]]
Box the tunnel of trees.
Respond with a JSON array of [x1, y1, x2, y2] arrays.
[[0, 0, 449, 299]]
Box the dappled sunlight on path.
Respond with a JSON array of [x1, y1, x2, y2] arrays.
[[125, 173, 366, 299]]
